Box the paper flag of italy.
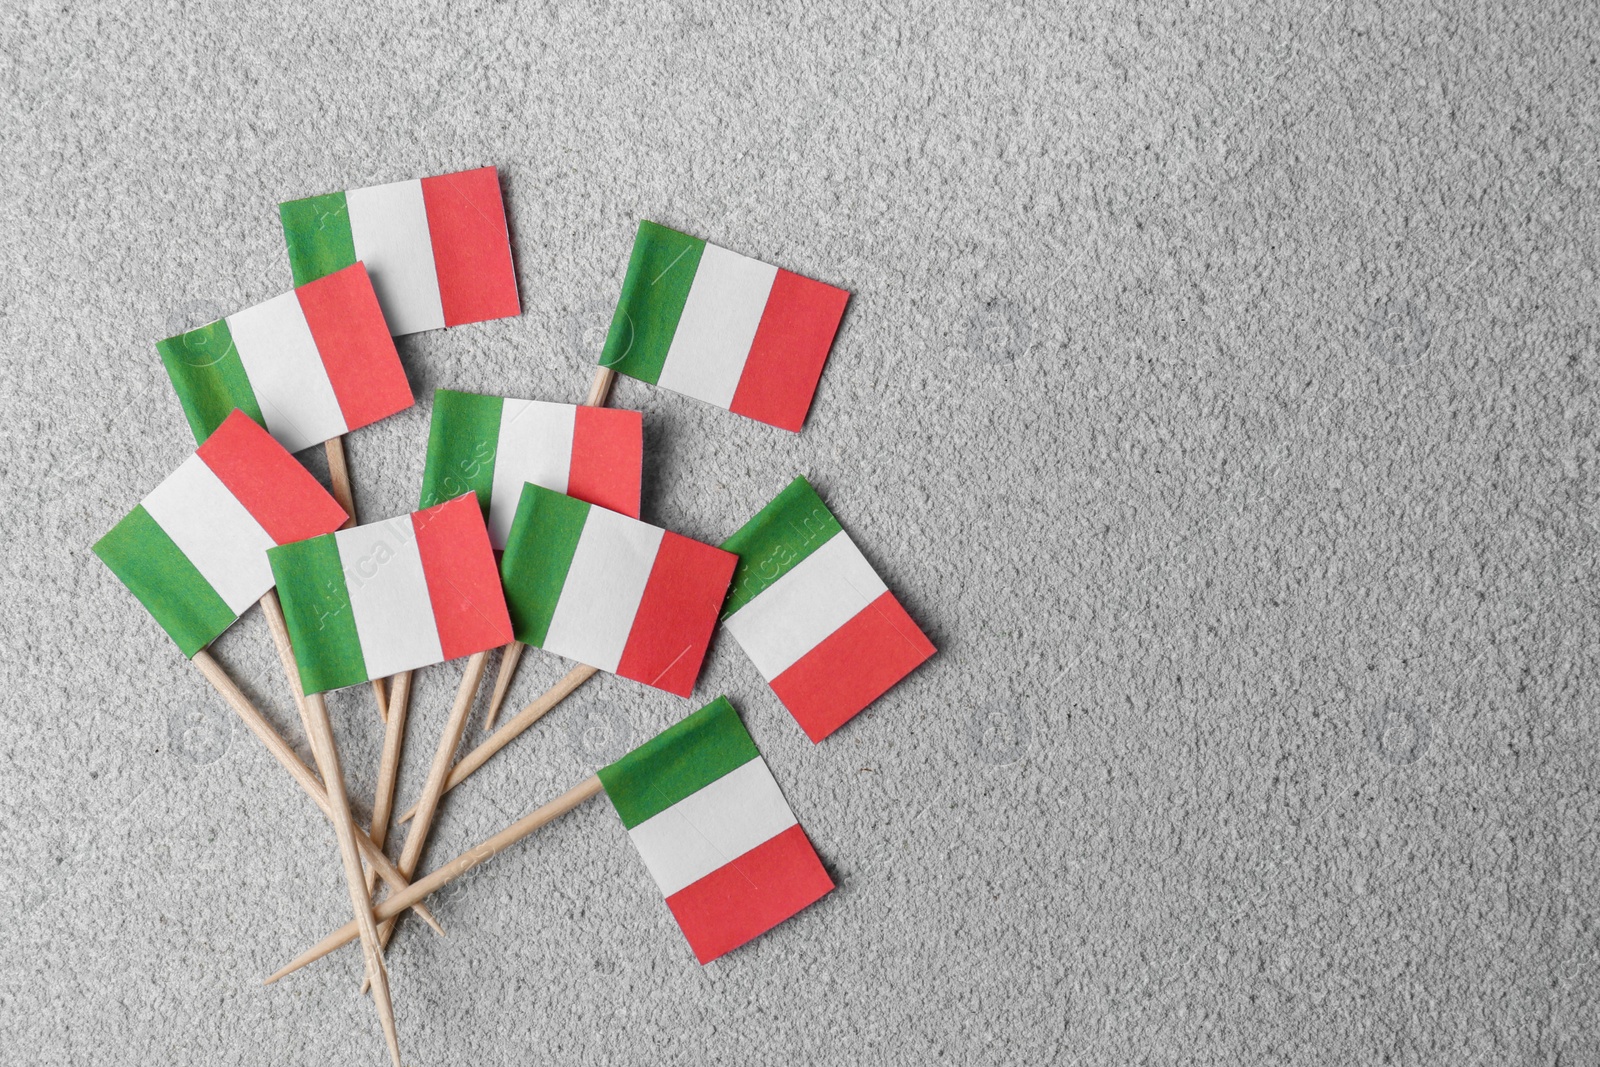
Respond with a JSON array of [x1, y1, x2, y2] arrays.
[[93, 410, 348, 657], [419, 389, 643, 549], [600, 221, 849, 431], [279, 166, 520, 336], [268, 494, 513, 694], [499, 484, 737, 697], [721, 477, 935, 742], [157, 262, 412, 453], [598, 696, 833, 964]]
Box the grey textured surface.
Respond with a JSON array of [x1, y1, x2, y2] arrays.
[[2, 2, 1597, 1063]]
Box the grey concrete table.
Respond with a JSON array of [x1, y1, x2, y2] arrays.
[[2, 2, 1595, 1063]]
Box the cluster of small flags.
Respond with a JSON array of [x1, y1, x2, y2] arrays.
[[92, 164, 934, 1056]]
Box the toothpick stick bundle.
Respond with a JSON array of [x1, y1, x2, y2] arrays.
[[263, 492, 514, 996], [276, 692, 841, 982], [358, 652, 487, 992], [299, 687, 403, 1066], [267, 775, 604, 984], [398, 653, 488, 883], [257, 593, 443, 943], [269, 600, 406, 931], [189, 643, 442, 932], [397, 663, 597, 825]]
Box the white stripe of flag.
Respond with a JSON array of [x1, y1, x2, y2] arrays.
[[626, 757, 799, 897], [336, 518, 444, 679], [657, 244, 779, 408], [346, 180, 445, 336], [488, 399, 576, 548], [721, 530, 888, 680], [141, 455, 275, 614], [227, 290, 347, 453], [544, 507, 664, 672]]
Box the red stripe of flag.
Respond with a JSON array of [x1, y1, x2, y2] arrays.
[[295, 262, 413, 431], [728, 269, 850, 432], [568, 406, 644, 519], [196, 410, 348, 543], [664, 824, 834, 965], [411, 494, 514, 660], [614, 532, 737, 697], [769, 590, 935, 742], [419, 167, 521, 328]]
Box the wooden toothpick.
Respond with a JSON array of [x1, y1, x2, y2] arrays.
[[266, 775, 603, 985], [324, 433, 389, 723], [584, 366, 617, 407], [356, 651, 487, 993], [363, 669, 412, 901], [480, 366, 618, 729], [191, 632, 442, 934], [300, 687, 403, 1066], [396, 663, 596, 825], [259, 593, 436, 933], [481, 640, 524, 730]]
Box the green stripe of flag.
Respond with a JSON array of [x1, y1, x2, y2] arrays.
[[279, 191, 357, 288], [419, 389, 502, 511], [156, 318, 266, 445], [719, 476, 844, 618], [500, 483, 589, 647], [599, 221, 705, 384], [598, 697, 759, 829], [93, 504, 235, 658], [267, 533, 368, 693]]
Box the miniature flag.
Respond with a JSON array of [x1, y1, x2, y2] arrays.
[[157, 262, 412, 453], [500, 484, 736, 697], [600, 220, 849, 431], [598, 696, 833, 964], [92, 410, 348, 657], [279, 165, 519, 336], [721, 477, 935, 742], [268, 494, 513, 694], [419, 389, 643, 548]]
